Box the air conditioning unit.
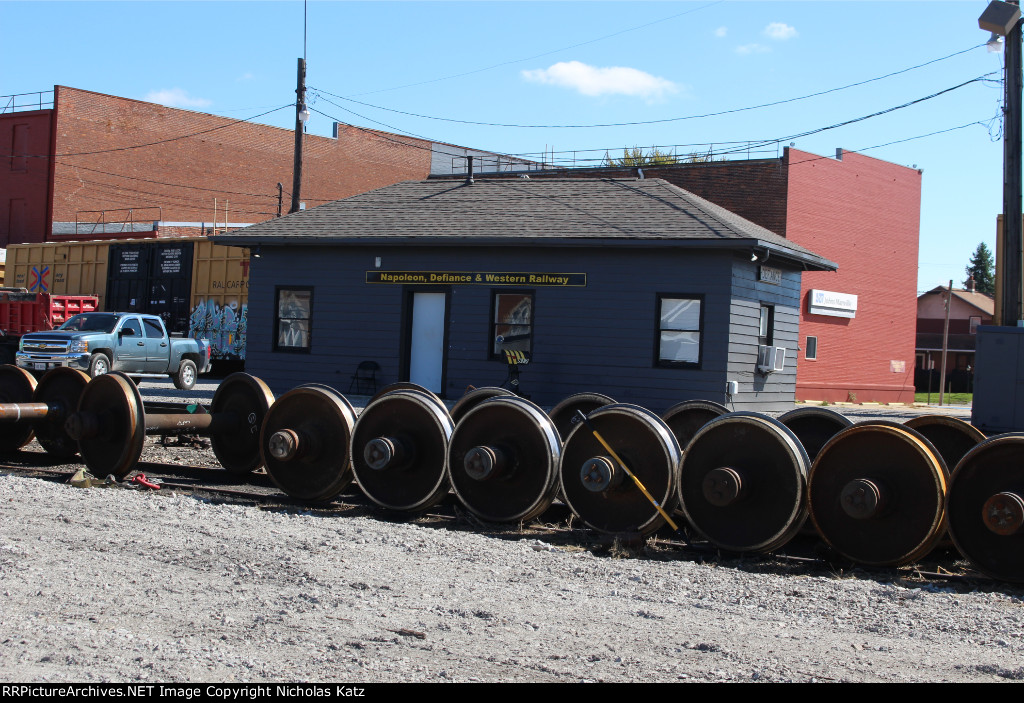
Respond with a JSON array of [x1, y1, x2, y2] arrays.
[[757, 345, 787, 374]]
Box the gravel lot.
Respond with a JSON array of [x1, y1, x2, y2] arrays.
[[1, 377, 1017, 683]]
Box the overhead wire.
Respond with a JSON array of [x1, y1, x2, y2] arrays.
[[315, 73, 994, 171], [344, 1, 724, 97], [3, 103, 294, 159], [311, 43, 986, 129], [59, 162, 281, 200]]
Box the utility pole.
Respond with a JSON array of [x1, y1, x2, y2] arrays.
[[982, 1, 1024, 325], [290, 57, 307, 214], [939, 280, 953, 405], [1004, 6, 1023, 325]]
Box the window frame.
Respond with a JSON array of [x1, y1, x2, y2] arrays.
[[758, 304, 775, 346], [273, 286, 314, 353], [654, 293, 704, 369], [489, 289, 535, 360], [805, 335, 818, 360]]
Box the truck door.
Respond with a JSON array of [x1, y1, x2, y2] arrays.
[[115, 316, 146, 373], [142, 317, 170, 372]]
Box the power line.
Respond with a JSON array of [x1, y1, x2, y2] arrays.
[[2, 104, 294, 159], [312, 43, 986, 129], [312, 75, 990, 176], [58, 162, 280, 199], [345, 1, 724, 97]]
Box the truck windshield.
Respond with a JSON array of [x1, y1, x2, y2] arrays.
[[59, 314, 119, 333]]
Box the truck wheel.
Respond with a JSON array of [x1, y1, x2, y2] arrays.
[[88, 353, 110, 378], [173, 359, 197, 391]]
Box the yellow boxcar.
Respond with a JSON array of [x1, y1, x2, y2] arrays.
[[188, 239, 249, 363], [6, 238, 250, 365], [8, 240, 112, 308]]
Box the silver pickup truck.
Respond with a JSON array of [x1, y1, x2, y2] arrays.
[[16, 312, 212, 390]]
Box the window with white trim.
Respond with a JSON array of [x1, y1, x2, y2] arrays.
[[656, 295, 703, 367]]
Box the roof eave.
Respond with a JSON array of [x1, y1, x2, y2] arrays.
[[210, 234, 836, 271]]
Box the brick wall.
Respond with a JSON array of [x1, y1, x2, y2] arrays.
[[45, 86, 432, 239], [785, 148, 921, 403], [0, 110, 54, 246]]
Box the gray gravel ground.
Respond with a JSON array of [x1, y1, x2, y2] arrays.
[[0, 377, 1016, 683]]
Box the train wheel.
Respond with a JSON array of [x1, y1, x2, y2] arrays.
[[261, 384, 356, 501], [904, 415, 986, 476], [352, 388, 454, 513], [74, 373, 146, 479], [548, 392, 616, 443], [0, 365, 37, 453], [809, 423, 947, 566], [679, 412, 809, 553], [777, 406, 853, 464], [450, 386, 514, 425], [946, 434, 1024, 583], [661, 399, 729, 454], [448, 396, 560, 523], [210, 373, 275, 475], [32, 368, 89, 458], [560, 404, 680, 535]]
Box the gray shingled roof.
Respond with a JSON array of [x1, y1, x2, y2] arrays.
[[212, 178, 836, 270]]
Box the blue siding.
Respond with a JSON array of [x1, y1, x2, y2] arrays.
[[245, 245, 803, 413], [725, 259, 803, 411]]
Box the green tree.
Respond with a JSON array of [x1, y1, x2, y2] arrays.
[[964, 242, 995, 296], [602, 146, 719, 167]]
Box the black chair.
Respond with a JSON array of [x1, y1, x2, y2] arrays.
[[349, 360, 380, 395]]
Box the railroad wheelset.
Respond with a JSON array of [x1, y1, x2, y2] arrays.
[[67, 372, 274, 478], [660, 399, 730, 454], [808, 422, 948, 567], [678, 412, 809, 553], [548, 393, 616, 443], [450, 387, 514, 425], [260, 383, 358, 502], [903, 415, 986, 474], [777, 406, 853, 464], [351, 388, 454, 512], [448, 396, 561, 523], [0, 365, 90, 457], [946, 434, 1024, 583], [559, 404, 680, 536]]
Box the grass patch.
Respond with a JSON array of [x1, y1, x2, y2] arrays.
[[914, 392, 972, 405]]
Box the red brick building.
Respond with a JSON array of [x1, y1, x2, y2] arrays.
[[1, 86, 505, 244], [509, 148, 922, 403], [4, 89, 920, 402]]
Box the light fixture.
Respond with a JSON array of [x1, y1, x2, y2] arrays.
[[988, 31, 1006, 52], [298, 107, 310, 124], [980, 1, 1022, 36], [751, 251, 759, 262], [252, 246, 262, 259]]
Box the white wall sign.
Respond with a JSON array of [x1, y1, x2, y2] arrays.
[[759, 265, 782, 285], [808, 289, 858, 318]]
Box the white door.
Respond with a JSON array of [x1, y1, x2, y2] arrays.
[[409, 292, 446, 393]]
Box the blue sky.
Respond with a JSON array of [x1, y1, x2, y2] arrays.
[[0, 1, 1010, 292]]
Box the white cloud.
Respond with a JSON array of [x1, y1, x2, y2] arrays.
[[521, 61, 680, 100], [736, 43, 771, 56], [237, 73, 256, 82], [763, 22, 798, 40], [715, 26, 727, 38], [143, 88, 212, 109]]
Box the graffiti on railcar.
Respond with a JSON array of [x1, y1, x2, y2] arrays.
[[189, 299, 247, 361]]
